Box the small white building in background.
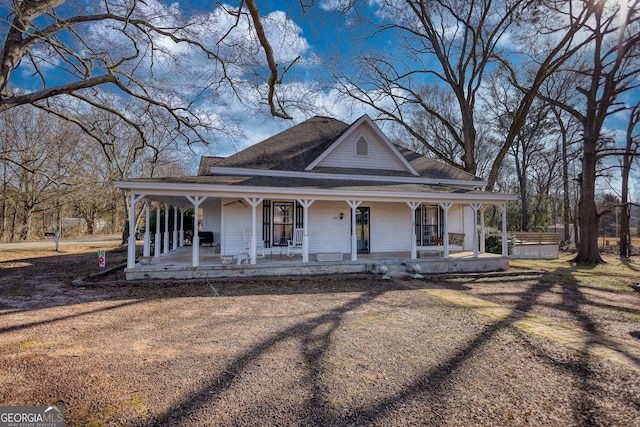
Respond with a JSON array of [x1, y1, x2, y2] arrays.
[[115, 115, 517, 279]]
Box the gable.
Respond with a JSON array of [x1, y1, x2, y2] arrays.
[[197, 114, 483, 184], [306, 115, 418, 176]]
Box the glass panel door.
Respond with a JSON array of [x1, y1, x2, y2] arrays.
[[356, 207, 370, 254], [420, 205, 441, 245], [273, 202, 293, 246]]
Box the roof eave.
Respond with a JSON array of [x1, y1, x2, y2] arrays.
[[206, 167, 487, 188], [114, 180, 517, 203]]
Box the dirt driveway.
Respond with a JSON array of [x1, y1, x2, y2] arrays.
[[1, 245, 640, 426]]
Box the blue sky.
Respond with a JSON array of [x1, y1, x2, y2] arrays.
[[4, 0, 638, 199]]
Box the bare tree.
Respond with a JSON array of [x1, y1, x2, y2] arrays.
[[325, 0, 596, 191], [0, 106, 77, 240], [481, 72, 559, 230], [620, 102, 640, 257], [70, 100, 190, 235], [0, 0, 303, 148], [538, 0, 640, 263]]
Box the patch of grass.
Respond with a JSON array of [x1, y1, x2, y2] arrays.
[[622, 312, 640, 322], [0, 339, 63, 353], [0, 287, 29, 296], [361, 313, 390, 322], [117, 391, 148, 418]]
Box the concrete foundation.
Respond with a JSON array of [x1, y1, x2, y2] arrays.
[[316, 252, 344, 262], [124, 246, 509, 281]]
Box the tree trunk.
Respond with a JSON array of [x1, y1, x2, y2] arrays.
[[574, 132, 604, 263], [20, 205, 34, 241], [557, 113, 572, 244]]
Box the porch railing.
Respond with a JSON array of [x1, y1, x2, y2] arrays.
[[511, 232, 560, 245], [510, 232, 560, 259]]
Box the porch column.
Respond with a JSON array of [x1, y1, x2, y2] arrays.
[[172, 206, 178, 250], [480, 205, 488, 254], [127, 193, 144, 269], [501, 203, 508, 256], [244, 197, 264, 265], [470, 203, 481, 258], [163, 203, 170, 254], [186, 196, 207, 267], [143, 200, 151, 257], [439, 202, 452, 259], [297, 199, 315, 263], [407, 202, 421, 260], [347, 200, 362, 261], [154, 204, 161, 257], [179, 208, 185, 247]]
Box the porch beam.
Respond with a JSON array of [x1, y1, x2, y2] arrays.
[[143, 200, 150, 257], [127, 193, 145, 269], [439, 202, 452, 259], [244, 197, 263, 265], [470, 203, 481, 258], [347, 200, 362, 261], [297, 199, 315, 263], [186, 196, 208, 267], [407, 201, 421, 260]]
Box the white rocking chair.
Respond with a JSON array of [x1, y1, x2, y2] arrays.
[[287, 228, 304, 257], [243, 229, 265, 258]]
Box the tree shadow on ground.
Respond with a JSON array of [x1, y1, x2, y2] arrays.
[[3, 249, 639, 425], [622, 257, 640, 273], [394, 264, 639, 426], [139, 265, 638, 426]]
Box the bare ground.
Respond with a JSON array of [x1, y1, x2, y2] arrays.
[[1, 245, 640, 426]]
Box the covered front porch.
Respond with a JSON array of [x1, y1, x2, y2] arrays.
[[125, 244, 509, 280]]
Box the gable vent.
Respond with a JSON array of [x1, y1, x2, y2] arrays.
[[356, 136, 368, 156]]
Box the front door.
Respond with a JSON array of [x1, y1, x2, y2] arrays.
[[356, 207, 370, 254]]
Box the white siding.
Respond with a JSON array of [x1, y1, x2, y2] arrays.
[[447, 205, 464, 233], [307, 201, 351, 253], [462, 205, 475, 250], [448, 204, 475, 251], [202, 199, 222, 244], [221, 199, 251, 255], [218, 200, 479, 255], [316, 124, 408, 171], [449, 205, 473, 251], [368, 202, 413, 253]]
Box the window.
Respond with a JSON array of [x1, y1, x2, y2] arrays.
[[356, 136, 368, 156], [273, 202, 293, 246]]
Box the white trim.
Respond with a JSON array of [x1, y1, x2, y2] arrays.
[[114, 181, 517, 203], [305, 115, 420, 176], [207, 166, 486, 187]]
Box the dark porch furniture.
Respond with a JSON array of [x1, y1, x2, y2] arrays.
[[198, 231, 215, 246]]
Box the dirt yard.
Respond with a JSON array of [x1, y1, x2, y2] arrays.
[[1, 244, 640, 426]]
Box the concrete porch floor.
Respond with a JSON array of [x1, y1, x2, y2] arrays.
[[125, 245, 509, 280]]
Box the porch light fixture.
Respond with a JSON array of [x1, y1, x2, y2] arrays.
[[339, 212, 344, 220]]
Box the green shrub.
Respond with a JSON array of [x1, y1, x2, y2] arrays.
[[485, 232, 513, 255]]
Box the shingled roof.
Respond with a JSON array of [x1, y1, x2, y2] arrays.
[[199, 116, 349, 174], [198, 115, 482, 183]]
